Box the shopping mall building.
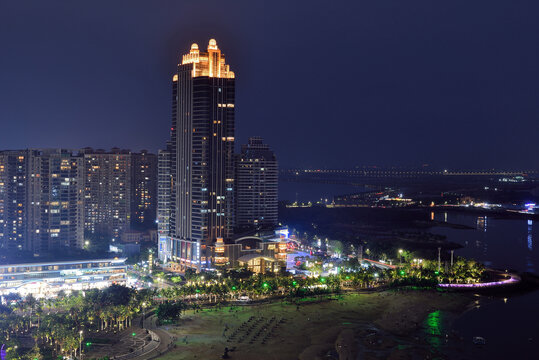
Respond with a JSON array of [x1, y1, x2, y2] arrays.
[[0, 258, 127, 298]]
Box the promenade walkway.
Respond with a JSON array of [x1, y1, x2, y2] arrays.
[[84, 315, 175, 360], [438, 272, 521, 289], [133, 315, 176, 360]]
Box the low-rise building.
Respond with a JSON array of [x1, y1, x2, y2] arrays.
[[206, 236, 287, 273], [0, 258, 127, 298], [237, 254, 281, 274]]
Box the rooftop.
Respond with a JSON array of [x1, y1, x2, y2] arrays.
[[181, 39, 235, 79]]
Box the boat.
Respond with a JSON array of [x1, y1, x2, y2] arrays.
[[473, 336, 486, 345]]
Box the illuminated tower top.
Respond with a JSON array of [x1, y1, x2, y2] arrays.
[[181, 39, 235, 79]]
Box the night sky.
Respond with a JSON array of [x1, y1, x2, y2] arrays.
[[1, 1, 537, 169]]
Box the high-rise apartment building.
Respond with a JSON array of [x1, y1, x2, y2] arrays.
[[1, 147, 160, 253], [0, 149, 84, 253], [235, 137, 278, 229], [163, 39, 236, 270], [32, 149, 85, 252], [0, 150, 31, 251], [157, 144, 172, 261], [131, 150, 157, 228], [81, 148, 131, 242]]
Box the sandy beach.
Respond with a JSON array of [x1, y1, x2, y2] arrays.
[[156, 290, 471, 360]]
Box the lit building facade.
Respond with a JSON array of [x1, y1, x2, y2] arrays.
[[157, 145, 172, 261], [0, 258, 127, 298], [235, 137, 278, 229], [31, 149, 85, 252], [0, 149, 84, 253], [82, 148, 132, 242], [165, 39, 236, 270], [206, 236, 287, 273], [0, 150, 31, 251], [131, 150, 157, 228]]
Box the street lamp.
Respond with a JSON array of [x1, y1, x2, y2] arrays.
[[437, 247, 441, 272], [142, 302, 146, 329], [79, 330, 83, 359], [398, 249, 403, 265]]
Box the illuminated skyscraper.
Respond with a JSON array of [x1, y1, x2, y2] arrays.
[[164, 39, 235, 270]]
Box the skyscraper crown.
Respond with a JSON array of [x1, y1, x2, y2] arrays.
[[181, 39, 235, 79]]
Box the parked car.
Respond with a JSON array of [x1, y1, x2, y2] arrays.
[[237, 294, 250, 302]]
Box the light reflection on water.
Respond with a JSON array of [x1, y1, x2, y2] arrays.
[[430, 212, 538, 359], [451, 292, 539, 360], [424, 310, 442, 351], [528, 220, 533, 251], [431, 212, 536, 273]]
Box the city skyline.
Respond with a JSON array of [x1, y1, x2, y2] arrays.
[[0, 3, 538, 360], [1, 1, 538, 170]]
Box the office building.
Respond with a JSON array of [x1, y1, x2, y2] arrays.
[[235, 137, 278, 229], [164, 39, 236, 270]]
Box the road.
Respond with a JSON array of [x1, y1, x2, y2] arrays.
[[362, 258, 396, 270]]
